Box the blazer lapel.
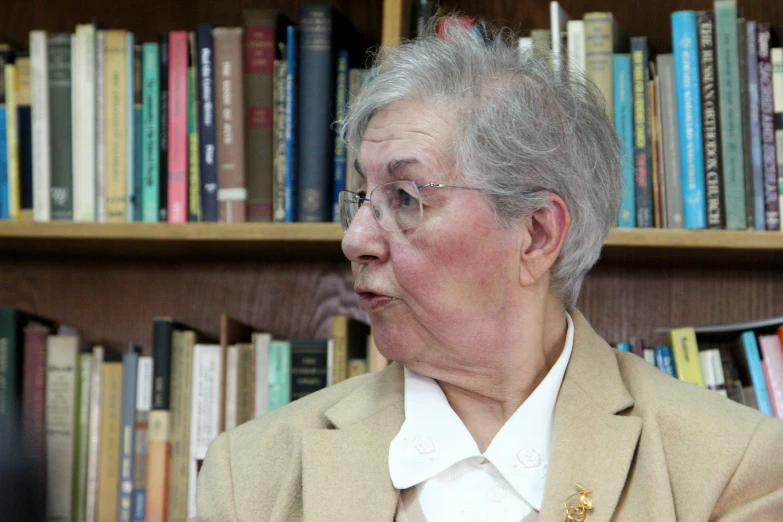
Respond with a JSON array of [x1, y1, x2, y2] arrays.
[[538, 310, 642, 522], [301, 363, 405, 522]]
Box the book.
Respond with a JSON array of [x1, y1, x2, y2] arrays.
[[0, 47, 9, 220], [284, 25, 298, 222], [224, 344, 238, 431], [195, 25, 218, 223], [699, 348, 728, 397], [737, 20, 754, 230], [330, 316, 371, 386], [773, 47, 783, 227], [118, 345, 141, 522], [738, 331, 772, 415], [668, 327, 705, 387], [649, 69, 666, 227], [187, 36, 200, 223], [757, 24, 780, 230], [549, 1, 570, 72], [85, 346, 105, 522], [643, 348, 656, 365], [714, 0, 747, 229], [133, 43, 144, 223], [631, 37, 653, 228], [253, 332, 272, 418], [30, 30, 50, 222], [104, 30, 129, 222], [16, 56, 34, 221], [291, 340, 328, 401], [214, 27, 246, 223], [45, 334, 79, 522], [219, 314, 254, 432], [613, 54, 634, 227], [132, 355, 153, 522], [167, 31, 189, 223], [73, 24, 96, 222], [298, 4, 336, 222], [654, 345, 677, 378], [96, 361, 123, 522], [531, 29, 552, 61], [158, 33, 169, 222], [721, 350, 745, 405], [5, 62, 18, 220], [657, 54, 684, 228], [268, 339, 291, 411], [72, 352, 92, 522], [672, 11, 707, 229], [758, 334, 783, 418], [367, 333, 388, 373], [745, 21, 766, 231], [96, 31, 106, 221], [47, 33, 73, 221], [235, 342, 255, 427], [272, 58, 287, 222], [127, 34, 137, 222], [583, 12, 627, 118], [567, 20, 586, 78], [142, 43, 160, 223], [332, 49, 349, 222]]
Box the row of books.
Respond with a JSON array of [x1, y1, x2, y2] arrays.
[[531, 1, 783, 231], [615, 317, 783, 418], [0, 306, 383, 522], [0, 4, 368, 225]]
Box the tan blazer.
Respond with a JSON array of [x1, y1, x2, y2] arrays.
[[194, 310, 783, 521]]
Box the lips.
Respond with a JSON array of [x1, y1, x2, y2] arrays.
[[355, 288, 395, 311]]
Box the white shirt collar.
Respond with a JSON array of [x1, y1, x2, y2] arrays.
[[389, 312, 574, 511]]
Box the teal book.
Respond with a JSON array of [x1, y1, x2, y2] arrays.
[[268, 340, 291, 412], [739, 331, 772, 415], [714, 0, 747, 229], [141, 43, 160, 222], [613, 54, 634, 227]]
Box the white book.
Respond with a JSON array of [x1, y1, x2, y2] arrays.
[[518, 37, 533, 53], [643, 348, 656, 366], [224, 345, 238, 431], [46, 335, 80, 521], [700, 349, 728, 398], [30, 30, 50, 222], [326, 338, 334, 388], [95, 30, 106, 222], [85, 346, 104, 522], [186, 344, 223, 518], [566, 20, 586, 80], [74, 24, 96, 222], [550, 1, 571, 71], [772, 47, 783, 229], [253, 332, 272, 418], [127, 32, 135, 222]]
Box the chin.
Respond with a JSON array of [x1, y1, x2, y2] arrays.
[[368, 319, 416, 363]]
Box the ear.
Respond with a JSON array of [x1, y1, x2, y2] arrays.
[[518, 193, 571, 288]]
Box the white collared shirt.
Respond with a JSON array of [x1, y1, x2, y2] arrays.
[[389, 312, 574, 522]]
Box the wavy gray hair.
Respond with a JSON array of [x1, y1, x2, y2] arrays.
[[343, 19, 622, 308]]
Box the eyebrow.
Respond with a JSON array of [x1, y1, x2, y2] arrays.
[[354, 157, 421, 181]]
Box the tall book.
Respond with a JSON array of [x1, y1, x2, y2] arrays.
[[0, 51, 11, 220], [133, 43, 144, 222], [167, 31, 189, 223], [141, 43, 160, 223], [758, 334, 783, 419], [738, 331, 772, 415], [745, 21, 766, 231], [631, 37, 653, 227], [268, 339, 291, 411], [649, 71, 666, 227], [758, 25, 780, 230], [567, 20, 586, 79], [253, 332, 272, 418], [550, 1, 571, 72], [73, 24, 96, 222], [104, 30, 129, 222], [168, 330, 197, 522], [330, 316, 371, 386], [16, 56, 34, 221], [284, 25, 298, 222], [95, 31, 106, 221], [84, 346, 104, 522], [332, 49, 349, 222], [131, 355, 153, 522], [22, 323, 49, 520], [219, 314, 254, 433], [118, 346, 140, 522], [737, 20, 755, 230], [158, 33, 169, 222], [214, 28, 246, 223], [583, 12, 627, 118], [672, 11, 708, 229], [714, 0, 747, 229], [657, 54, 685, 229], [5, 62, 18, 220], [242, 9, 281, 222], [614, 54, 634, 227], [194, 26, 218, 222], [272, 59, 287, 222], [127, 34, 137, 222], [30, 30, 50, 222], [773, 47, 783, 225], [72, 352, 92, 522], [45, 335, 80, 522], [96, 361, 123, 522], [298, 4, 336, 222], [187, 34, 200, 223], [668, 327, 705, 387], [235, 342, 255, 427]]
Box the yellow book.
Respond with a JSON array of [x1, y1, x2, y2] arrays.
[[104, 30, 128, 222], [96, 361, 123, 522], [168, 330, 195, 522], [5, 63, 18, 220], [669, 327, 705, 387]]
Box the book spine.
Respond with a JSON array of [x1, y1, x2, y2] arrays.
[[134, 44, 144, 222], [268, 339, 291, 411], [668, 327, 705, 387], [187, 39, 200, 223], [131, 356, 153, 522], [284, 25, 297, 222], [773, 47, 783, 228], [658, 54, 685, 228], [297, 4, 334, 222], [158, 34, 169, 222], [22, 324, 48, 516], [186, 344, 223, 519], [699, 348, 728, 397], [714, 1, 746, 229], [737, 20, 754, 230], [95, 31, 106, 222], [31, 30, 51, 222], [741, 331, 772, 415], [745, 21, 766, 230], [167, 331, 194, 522], [167, 31, 188, 223], [614, 54, 635, 227], [243, 10, 277, 222], [654, 345, 677, 377], [567, 20, 586, 79], [70, 31, 81, 223], [104, 30, 128, 222], [0, 58, 8, 220], [236, 343, 255, 426], [142, 43, 160, 223], [584, 12, 616, 117], [127, 34, 136, 222], [253, 333, 271, 417], [758, 26, 780, 230], [45, 336, 79, 521], [630, 38, 653, 227], [195, 25, 218, 223], [144, 410, 170, 522], [331, 316, 349, 385], [272, 59, 287, 222], [96, 362, 123, 522], [5, 64, 18, 220], [72, 353, 92, 522], [0, 311, 18, 453], [331, 50, 349, 222], [85, 347, 104, 522], [758, 335, 783, 418], [345, 68, 362, 194], [74, 26, 97, 222], [673, 11, 708, 229], [649, 74, 665, 227], [117, 351, 139, 522], [290, 340, 328, 401], [17, 58, 33, 219], [224, 345, 238, 431]]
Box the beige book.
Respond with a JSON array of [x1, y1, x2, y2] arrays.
[[583, 12, 627, 117], [235, 342, 256, 427], [167, 330, 196, 522], [96, 361, 123, 522], [5, 64, 19, 220], [103, 30, 128, 222]]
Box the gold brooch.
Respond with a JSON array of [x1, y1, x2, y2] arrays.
[[564, 483, 593, 522]]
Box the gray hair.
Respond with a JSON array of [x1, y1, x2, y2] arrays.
[[343, 19, 622, 308]]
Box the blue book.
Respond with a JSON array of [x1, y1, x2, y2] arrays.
[[672, 11, 707, 229], [0, 105, 7, 220], [127, 33, 136, 222], [268, 339, 291, 412], [740, 331, 772, 416], [284, 25, 298, 222], [195, 25, 218, 222], [117, 346, 140, 522], [332, 49, 349, 222], [615, 342, 631, 352], [613, 54, 634, 228], [654, 346, 677, 378], [746, 21, 765, 230], [141, 43, 160, 222]]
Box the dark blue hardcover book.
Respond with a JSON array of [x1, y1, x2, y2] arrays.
[[158, 33, 169, 222], [654, 345, 677, 378], [195, 24, 218, 222], [631, 37, 654, 228], [284, 25, 298, 222], [297, 4, 335, 222], [18, 103, 33, 214], [332, 49, 349, 222], [745, 21, 765, 230]]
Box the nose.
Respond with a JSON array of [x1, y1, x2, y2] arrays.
[[341, 202, 390, 265]]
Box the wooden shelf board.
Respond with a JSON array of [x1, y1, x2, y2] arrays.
[[1, 223, 782, 265]]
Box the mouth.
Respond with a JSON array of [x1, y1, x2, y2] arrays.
[[356, 290, 395, 311]]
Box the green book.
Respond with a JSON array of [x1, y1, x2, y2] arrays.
[[141, 43, 160, 223], [268, 340, 291, 412], [72, 352, 93, 522], [187, 63, 200, 222], [48, 33, 73, 220], [714, 0, 747, 229]]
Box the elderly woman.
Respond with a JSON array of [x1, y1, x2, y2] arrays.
[[195, 20, 783, 521]]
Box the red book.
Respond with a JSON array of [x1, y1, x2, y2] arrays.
[[167, 31, 189, 223], [22, 323, 50, 518]]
